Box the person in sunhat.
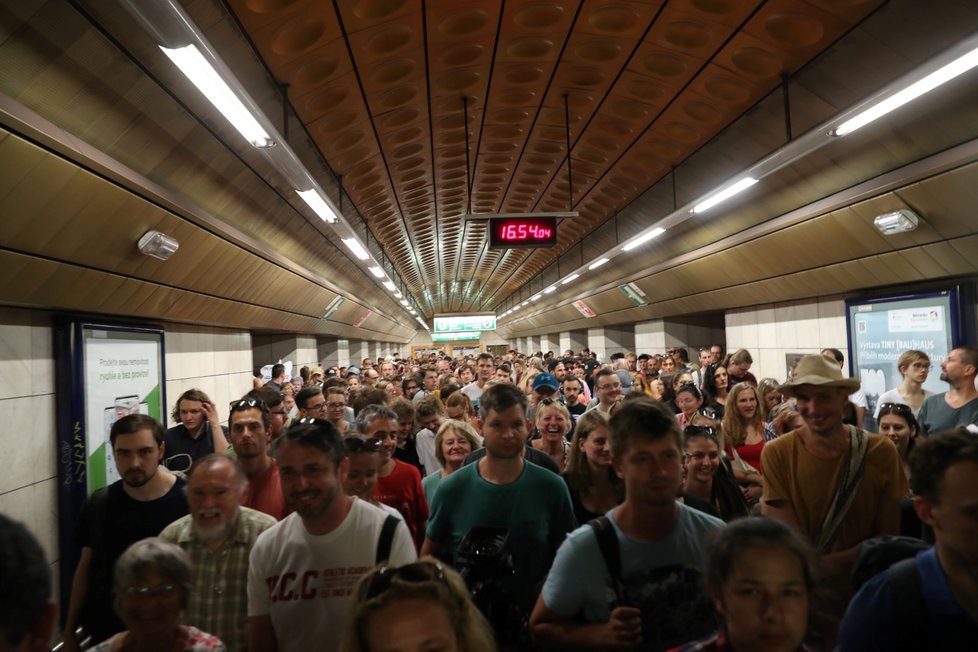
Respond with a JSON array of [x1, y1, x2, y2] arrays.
[[760, 353, 907, 631]]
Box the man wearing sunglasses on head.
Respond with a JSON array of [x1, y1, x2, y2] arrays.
[[228, 396, 288, 521], [248, 417, 416, 652]]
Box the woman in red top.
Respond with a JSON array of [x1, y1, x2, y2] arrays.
[[721, 382, 766, 506]]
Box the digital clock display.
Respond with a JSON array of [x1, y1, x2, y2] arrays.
[[488, 216, 558, 249]]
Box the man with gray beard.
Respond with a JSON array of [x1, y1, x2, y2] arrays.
[[161, 454, 276, 652]]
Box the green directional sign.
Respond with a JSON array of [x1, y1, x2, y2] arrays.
[[432, 331, 481, 342], [618, 282, 648, 306], [433, 315, 496, 332]]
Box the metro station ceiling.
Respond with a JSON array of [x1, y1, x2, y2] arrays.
[[2, 0, 978, 338]]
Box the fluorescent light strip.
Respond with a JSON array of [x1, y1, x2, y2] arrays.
[[588, 257, 609, 270], [161, 45, 274, 148], [623, 227, 666, 252], [400, 299, 409, 306], [382, 281, 396, 291], [562, 273, 580, 284], [692, 177, 758, 214], [531, 294, 542, 301], [832, 45, 978, 137], [342, 238, 370, 260], [368, 266, 384, 278], [296, 189, 339, 223], [394, 291, 402, 298], [544, 286, 557, 294]]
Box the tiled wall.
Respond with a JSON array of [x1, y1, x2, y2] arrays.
[[163, 324, 253, 428], [725, 296, 848, 383], [0, 307, 59, 607]]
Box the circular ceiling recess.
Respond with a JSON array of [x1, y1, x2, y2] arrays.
[[507, 37, 554, 59], [588, 6, 641, 33], [664, 21, 712, 50], [438, 9, 489, 36], [441, 42, 484, 67], [352, 0, 407, 21], [644, 52, 688, 77], [731, 47, 783, 78], [244, 0, 299, 14], [513, 3, 565, 29], [291, 56, 338, 86], [704, 76, 751, 103], [575, 40, 622, 62], [371, 58, 415, 85], [765, 12, 825, 47], [271, 17, 326, 55]]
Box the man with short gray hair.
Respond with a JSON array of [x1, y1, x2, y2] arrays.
[[161, 455, 276, 652]]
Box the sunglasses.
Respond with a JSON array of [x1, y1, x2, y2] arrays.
[[878, 402, 915, 418], [344, 437, 383, 454], [360, 561, 446, 601], [230, 398, 267, 411], [684, 425, 720, 443]]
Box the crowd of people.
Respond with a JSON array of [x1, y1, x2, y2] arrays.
[[5, 344, 978, 651]]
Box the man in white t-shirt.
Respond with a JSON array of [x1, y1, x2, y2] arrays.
[[460, 352, 495, 413], [247, 419, 416, 652]]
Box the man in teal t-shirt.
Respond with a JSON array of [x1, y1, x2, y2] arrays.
[[422, 384, 577, 619]]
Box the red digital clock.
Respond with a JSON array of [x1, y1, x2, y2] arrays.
[[488, 216, 558, 249]]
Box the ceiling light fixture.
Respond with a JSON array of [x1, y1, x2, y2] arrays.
[[161, 45, 274, 148], [341, 238, 369, 260], [544, 286, 557, 294], [831, 45, 978, 137], [297, 189, 339, 223], [382, 281, 395, 291], [873, 209, 920, 234], [622, 227, 666, 252], [692, 178, 758, 214], [588, 258, 609, 270], [137, 230, 179, 261], [562, 273, 580, 284], [368, 266, 384, 278]]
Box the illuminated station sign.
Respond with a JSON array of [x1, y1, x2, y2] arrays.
[[434, 315, 496, 333], [431, 332, 481, 342]]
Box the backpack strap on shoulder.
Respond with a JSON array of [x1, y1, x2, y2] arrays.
[[375, 514, 400, 565], [588, 515, 625, 605], [889, 557, 925, 651]]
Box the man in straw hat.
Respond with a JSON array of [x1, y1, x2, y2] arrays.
[[761, 354, 907, 618]]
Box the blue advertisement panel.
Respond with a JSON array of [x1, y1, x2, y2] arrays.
[[846, 290, 963, 417]]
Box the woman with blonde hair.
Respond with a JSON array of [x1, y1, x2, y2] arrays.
[[422, 419, 481, 503], [531, 399, 572, 472], [720, 382, 766, 506], [563, 410, 624, 524], [342, 558, 496, 652], [757, 377, 782, 421]]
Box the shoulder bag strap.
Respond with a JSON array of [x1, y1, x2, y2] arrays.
[[588, 515, 625, 605], [815, 426, 869, 553], [375, 514, 400, 565]]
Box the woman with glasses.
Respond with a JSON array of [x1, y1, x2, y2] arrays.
[[720, 383, 767, 507], [94, 538, 224, 651], [873, 349, 934, 419], [683, 426, 751, 522], [563, 410, 623, 524], [422, 419, 481, 503], [341, 558, 495, 652], [531, 400, 573, 472]]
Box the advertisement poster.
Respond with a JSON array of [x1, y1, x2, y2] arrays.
[[847, 292, 957, 415], [82, 327, 164, 492]]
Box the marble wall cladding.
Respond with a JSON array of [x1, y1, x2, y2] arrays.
[[164, 324, 252, 428], [726, 297, 847, 383], [0, 307, 59, 607]]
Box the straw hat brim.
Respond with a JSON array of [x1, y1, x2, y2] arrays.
[[778, 376, 860, 396]]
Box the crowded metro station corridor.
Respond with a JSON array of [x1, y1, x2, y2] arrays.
[[3, 0, 978, 649]]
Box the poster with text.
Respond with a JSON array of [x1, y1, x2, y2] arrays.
[[847, 292, 956, 415], [82, 327, 164, 492]]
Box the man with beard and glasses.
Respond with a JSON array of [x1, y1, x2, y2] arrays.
[[61, 415, 189, 651], [228, 397, 288, 520], [916, 346, 978, 436], [160, 455, 276, 652], [422, 384, 577, 631], [248, 418, 415, 652]]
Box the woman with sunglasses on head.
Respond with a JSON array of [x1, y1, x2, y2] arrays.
[[721, 382, 767, 507], [873, 349, 934, 420], [676, 383, 707, 429], [422, 419, 481, 504], [668, 518, 819, 652], [341, 558, 496, 652], [876, 402, 919, 484], [563, 410, 624, 524], [531, 399, 573, 472], [94, 538, 225, 651], [683, 426, 751, 522]]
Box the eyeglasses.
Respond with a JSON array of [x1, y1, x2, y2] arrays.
[[230, 398, 266, 411], [304, 401, 327, 412], [124, 583, 177, 598], [360, 561, 446, 601], [345, 437, 383, 454], [878, 402, 914, 418]]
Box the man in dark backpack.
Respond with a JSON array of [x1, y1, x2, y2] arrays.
[[529, 397, 725, 651], [838, 427, 978, 650]]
